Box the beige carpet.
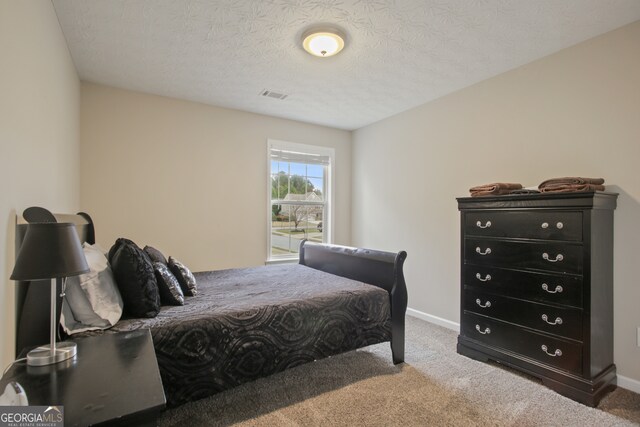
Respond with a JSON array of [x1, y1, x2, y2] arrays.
[[159, 316, 640, 426]]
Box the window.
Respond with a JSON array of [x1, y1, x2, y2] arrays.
[[267, 140, 334, 261]]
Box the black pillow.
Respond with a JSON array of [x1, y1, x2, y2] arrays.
[[168, 257, 197, 296], [144, 245, 168, 265], [153, 262, 184, 306], [109, 239, 160, 318], [108, 238, 137, 264]]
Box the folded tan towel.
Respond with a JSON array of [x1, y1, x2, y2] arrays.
[[470, 183, 522, 197], [539, 184, 605, 193], [539, 177, 604, 189]]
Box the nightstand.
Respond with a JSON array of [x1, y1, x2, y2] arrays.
[[0, 329, 166, 426]]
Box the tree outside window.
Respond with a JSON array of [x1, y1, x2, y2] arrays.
[[268, 141, 333, 260]]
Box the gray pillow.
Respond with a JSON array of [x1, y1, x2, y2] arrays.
[[153, 262, 184, 305], [62, 276, 111, 328], [168, 257, 197, 296], [61, 243, 124, 334]]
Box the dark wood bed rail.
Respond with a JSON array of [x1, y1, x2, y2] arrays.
[[299, 240, 408, 364]]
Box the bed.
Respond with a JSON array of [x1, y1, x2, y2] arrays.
[[15, 210, 408, 407]]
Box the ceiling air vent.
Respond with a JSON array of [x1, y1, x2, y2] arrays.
[[260, 89, 288, 100]]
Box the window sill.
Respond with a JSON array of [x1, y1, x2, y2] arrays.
[[265, 257, 299, 266]]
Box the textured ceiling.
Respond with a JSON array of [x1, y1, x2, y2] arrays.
[[53, 0, 640, 130]]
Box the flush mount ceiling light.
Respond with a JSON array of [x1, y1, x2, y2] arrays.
[[302, 27, 346, 58]]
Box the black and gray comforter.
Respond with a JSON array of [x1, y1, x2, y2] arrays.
[[95, 264, 392, 407]]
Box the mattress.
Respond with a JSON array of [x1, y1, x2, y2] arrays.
[[96, 263, 392, 406]]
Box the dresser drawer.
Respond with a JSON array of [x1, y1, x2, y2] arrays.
[[464, 290, 583, 340], [465, 211, 582, 241], [463, 266, 582, 308], [465, 238, 583, 275], [461, 312, 583, 374]]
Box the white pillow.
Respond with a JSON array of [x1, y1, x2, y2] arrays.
[[61, 243, 124, 334]]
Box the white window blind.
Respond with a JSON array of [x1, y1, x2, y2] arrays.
[[270, 148, 331, 166]]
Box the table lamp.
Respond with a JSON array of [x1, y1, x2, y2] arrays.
[[10, 223, 89, 366]]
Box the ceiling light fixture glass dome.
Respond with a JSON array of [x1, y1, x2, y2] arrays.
[[302, 27, 345, 57]]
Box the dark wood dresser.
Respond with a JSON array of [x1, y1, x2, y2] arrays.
[[456, 191, 617, 406]]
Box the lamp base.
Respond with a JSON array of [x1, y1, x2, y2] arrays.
[[26, 341, 77, 366]]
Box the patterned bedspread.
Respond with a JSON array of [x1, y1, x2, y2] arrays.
[[94, 264, 391, 407]]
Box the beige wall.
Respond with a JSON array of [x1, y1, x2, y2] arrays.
[[0, 1, 80, 368], [80, 83, 352, 271], [352, 21, 640, 384]]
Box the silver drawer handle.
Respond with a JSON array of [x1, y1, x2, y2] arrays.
[[476, 273, 492, 282], [541, 314, 563, 325], [542, 252, 563, 262], [476, 247, 491, 256], [475, 325, 491, 335], [476, 220, 492, 229], [476, 299, 491, 308], [541, 283, 563, 294], [541, 345, 562, 357], [542, 222, 564, 229]]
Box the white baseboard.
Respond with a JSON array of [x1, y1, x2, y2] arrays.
[[407, 308, 640, 394], [407, 307, 459, 332], [618, 374, 640, 394]]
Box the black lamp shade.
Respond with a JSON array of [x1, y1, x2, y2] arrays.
[[10, 223, 90, 281]]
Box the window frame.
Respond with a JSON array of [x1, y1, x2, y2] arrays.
[[266, 139, 335, 263]]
